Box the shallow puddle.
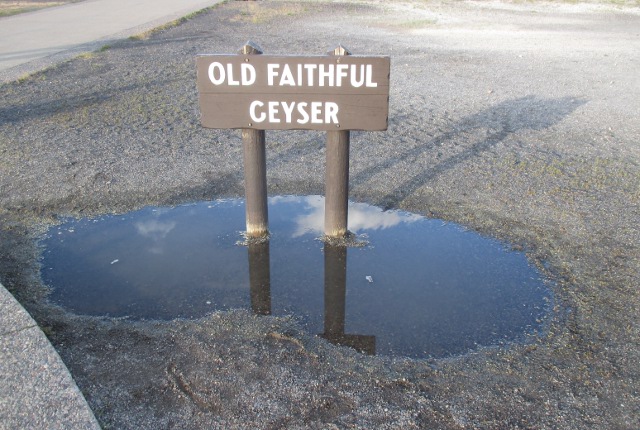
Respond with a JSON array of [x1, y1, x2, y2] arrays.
[[41, 196, 551, 358]]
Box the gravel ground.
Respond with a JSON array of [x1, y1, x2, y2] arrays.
[[1, 0, 640, 428]]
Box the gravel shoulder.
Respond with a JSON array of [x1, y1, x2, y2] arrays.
[[1, 1, 639, 428]]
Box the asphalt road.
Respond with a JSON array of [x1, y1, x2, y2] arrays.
[[0, 0, 222, 83]]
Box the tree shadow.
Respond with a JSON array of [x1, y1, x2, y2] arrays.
[[352, 95, 587, 208], [0, 77, 187, 126]]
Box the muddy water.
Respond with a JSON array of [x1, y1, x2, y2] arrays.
[[41, 196, 551, 358]]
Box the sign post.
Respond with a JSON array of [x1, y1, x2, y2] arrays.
[[322, 243, 376, 354], [325, 129, 350, 237], [196, 42, 390, 238], [240, 42, 269, 238], [324, 46, 351, 237]]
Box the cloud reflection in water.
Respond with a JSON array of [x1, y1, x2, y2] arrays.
[[134, 219, 176, 254], [42, 196, 550, 359], [270, 195, 422, 237]]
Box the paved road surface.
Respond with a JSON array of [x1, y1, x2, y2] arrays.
[[0, 0, 222, 83]]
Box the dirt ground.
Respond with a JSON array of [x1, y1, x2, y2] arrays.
[[1, 0, 639, 428]]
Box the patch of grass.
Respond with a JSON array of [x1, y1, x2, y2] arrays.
[[129, 19, 183, 40], [40, 325, 55, 337], [399, 18, 438, 29], [128, 3, 223, 40], [0, 1, 73, 17], [230, 2, 308, 24], [76, 51, 95, 60], [605, 0, 640, 5], [14, 73, 33, 84], [510, 0, 640, 4], [10, 43, 110, 85], [0, 6, 37, 16], [77, 45, 111, 59]]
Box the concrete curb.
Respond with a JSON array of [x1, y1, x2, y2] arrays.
[[0, 283, 101, 429]]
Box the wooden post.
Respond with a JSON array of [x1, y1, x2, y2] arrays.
[[248, 241, 271, 315], [241, 41, 268, 237], [325, 45, 351, 238], [321, 243, 376, 355], [323, 244, 348, 336]]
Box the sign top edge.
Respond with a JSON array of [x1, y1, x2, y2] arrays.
[[196, 54, 391, 59]]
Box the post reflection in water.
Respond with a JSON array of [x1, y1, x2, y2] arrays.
[[246, 239, 376, 355], [248, 241, 271, 316], [321, 243, 376, 355], [43, 196, 550, 358]]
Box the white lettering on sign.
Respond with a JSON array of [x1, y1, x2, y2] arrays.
[[318, 64, 334, 87], [241, 63, 256, 85], [209, 62, 378, 88], [267, 64, 279, 86], [336, 64, 348, 86], [198, 55, 390, 129], [249, 101, 339, 125], [208, 62, 257, 86], [281, 102, 295, 123], [249, 101, 266, 122], [208, 62, 225, 85], [304, 64, 317, 86], [265, 63, 378, 88]]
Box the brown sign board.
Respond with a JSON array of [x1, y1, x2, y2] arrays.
[[196, 55, 390, 131]]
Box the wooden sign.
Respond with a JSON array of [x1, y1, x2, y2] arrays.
[[196, 54, 390, 131]]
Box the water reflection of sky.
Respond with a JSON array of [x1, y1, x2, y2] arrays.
[[271, 195, 422, 237], [41, 196, 551, 359], [134, 220, 176, 254]]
